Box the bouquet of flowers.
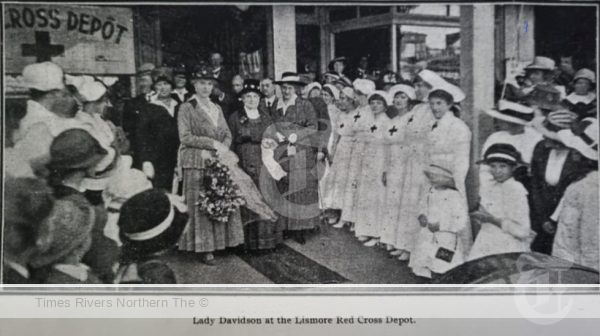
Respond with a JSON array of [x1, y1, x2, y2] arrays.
[[196, 159, 245, 224]]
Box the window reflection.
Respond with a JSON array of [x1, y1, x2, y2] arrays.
[[398, 25, 461, 84], [397, 4, 459, 16]]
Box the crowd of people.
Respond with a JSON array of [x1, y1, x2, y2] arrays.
[[3, 51, 598, 284]]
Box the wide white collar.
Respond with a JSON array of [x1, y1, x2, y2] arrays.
[[278, 94, 297, 109], [244, 107, 260, 119], [566, 92, 596, 105]]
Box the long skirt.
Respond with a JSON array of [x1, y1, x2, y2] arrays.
[[178, 168, 244, 253], [323, 135, 355, 210], [353, 141, 386, 238], [276, 167, 321, 231], [244, 218, 284, 250], [379, 143, 408, 246], [467, 223, 530, 261], [340, 138, 367, 223], [239, 191, 283, 250], [390, 143, 428, 252]]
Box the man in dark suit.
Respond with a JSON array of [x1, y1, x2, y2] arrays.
[[259, 77, 279, 118], [529, 136, 595, 255], [122, 63, 156, 165]]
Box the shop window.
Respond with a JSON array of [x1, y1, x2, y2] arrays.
[[329, 7, 357, 22], [398, 25, 461, 85], [297, 25, 321, 76], [295, 6, 315, 15], [334, 26, 390, 73], [358, 6, 390, 17], [396, 4, 459, 17]]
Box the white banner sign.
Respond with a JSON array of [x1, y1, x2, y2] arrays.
[[4, 4, 135, 74]]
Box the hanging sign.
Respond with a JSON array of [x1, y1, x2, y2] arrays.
[[4, 4, 135, 75], [239, 50, 263, 79]]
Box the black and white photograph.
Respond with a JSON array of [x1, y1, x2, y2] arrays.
[[2, 1, 599, 287]]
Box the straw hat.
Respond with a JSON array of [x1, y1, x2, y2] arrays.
[[485, 99, 535, 126], [557, 117, 598, 161], [276, 72, 306, 86], [118, 189, 189, 259], [525, 56, 555, 71], [477, 143, 525, 165]]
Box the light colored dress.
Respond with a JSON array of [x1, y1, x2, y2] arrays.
[[552, 172, 599, 271], [389, 103, 434, 252], [353, 112, 394, 238], [340, 105, 375, 223], [409, 187, 469, 278], [321, 109, 356, 210], [379, 112, 410, 246], [468, 177, 533, 261], [425, 111, 473, 253]]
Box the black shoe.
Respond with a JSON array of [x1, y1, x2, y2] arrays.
[[293, 232, 306, 245], [201, 252, 216, 266]]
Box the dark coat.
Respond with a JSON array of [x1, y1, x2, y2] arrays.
[[269, 97, 320, 231], [134, 100, 180, 190], [229, 107, 274, 184], [308, 97, 332, 154], [122, 94, 150, 160], [529, 140, 594, 254], [228, 107, 278, 229], [259, 96, 280, 119]]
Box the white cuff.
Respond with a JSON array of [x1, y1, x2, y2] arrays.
[[261, 146, 287, 180]]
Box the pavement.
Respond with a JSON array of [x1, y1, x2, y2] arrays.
[[165, 221, 431, 285]]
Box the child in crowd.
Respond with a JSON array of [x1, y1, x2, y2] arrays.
[[115, 189, 189, 284], [563, 68, 596, 120], [468, 144, 534, 261], [3, 178, 55, 284], [409, 164, 469, 279]]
